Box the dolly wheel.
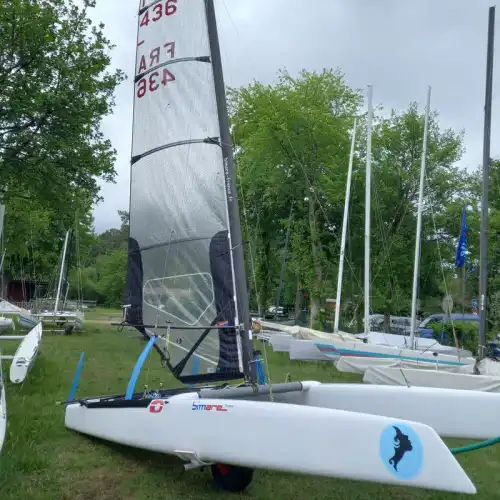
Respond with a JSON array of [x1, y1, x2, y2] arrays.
[[210, 463, 254, 492]]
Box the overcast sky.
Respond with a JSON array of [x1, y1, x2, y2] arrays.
[[89, 0, 500, 233]]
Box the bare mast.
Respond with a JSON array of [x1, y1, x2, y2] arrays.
[[334, 119, 357, 333], [54, 230, 70, 313], [478, 6, 496, 359], [364, 87, 373, 335], [409, 86, 431, 348]]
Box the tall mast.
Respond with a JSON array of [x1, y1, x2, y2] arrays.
[[54, 230, 69, 313], [205, 0, 255, 382], [334, 119, 357, 333], [478, 6, 496, 359], [364, 86, 373, 336], [409, 86, 431, 348]]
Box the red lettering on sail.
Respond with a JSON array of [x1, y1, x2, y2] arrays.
[[161, 68, 175, 85], [137, 42, 175, 75], [139, 0, 177, 29], [137, 78, 147, 98], [164, 41, 175, 59], [140, 10, 150, 28], [149, 71, 160, 92], [136, 68, 176, 98], [150, 47, 160, 67]]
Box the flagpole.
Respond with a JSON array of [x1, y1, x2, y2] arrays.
[[462, 265, 465, 314], [478, 6, 495, 361]]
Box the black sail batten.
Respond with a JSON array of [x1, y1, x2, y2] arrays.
[[125, 0, 254, 383], [138, 0, 163, 16], [131, 137, 219, 166], [134, 56, 211, 83]]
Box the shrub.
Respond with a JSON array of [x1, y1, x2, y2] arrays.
[[429, 321, 479, 355]]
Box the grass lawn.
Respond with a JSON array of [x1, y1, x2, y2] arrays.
[[1, 312, 500, 499]]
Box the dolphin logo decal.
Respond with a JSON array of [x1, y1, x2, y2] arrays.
[[389, 426, 413, 471]]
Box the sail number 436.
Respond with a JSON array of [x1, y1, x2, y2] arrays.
[[140, 0, 177, 27], [137, 68, 175, 98]]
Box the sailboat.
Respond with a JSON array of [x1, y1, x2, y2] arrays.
[[62, 1, 498, 494], [315, 86, 475, 374], [34, 230, 84, 332], [364, 6, 500, 390]]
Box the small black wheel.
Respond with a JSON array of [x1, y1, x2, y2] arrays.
[[64, 325, 74, 335], [210, 463, 254, 492]]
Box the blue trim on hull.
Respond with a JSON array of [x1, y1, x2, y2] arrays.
[[315, 343, 468, 367]]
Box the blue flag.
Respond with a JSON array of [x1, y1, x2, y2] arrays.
[[455, 207, 467, 268]]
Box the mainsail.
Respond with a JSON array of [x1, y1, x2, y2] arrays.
[[126, 0, 252, 384]]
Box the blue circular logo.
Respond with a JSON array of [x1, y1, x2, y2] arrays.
[[379, 423, 423, 480]]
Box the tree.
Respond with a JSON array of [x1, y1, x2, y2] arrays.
[[231, 69, 479, 330], [230, 69, 362, 325], [0, 0, 125, 211]]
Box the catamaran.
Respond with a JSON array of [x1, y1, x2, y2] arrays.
[[0, 319, 43, 452], [62, 1, 500, 495], [315, 86, 475, 373], [33, 230, 84, 332], [364, 6, 500, 391]]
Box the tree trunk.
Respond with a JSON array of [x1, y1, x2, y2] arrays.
[[294, 272, 303, 324], [258, 236, 272, 314], [308, 195, 323, 328]]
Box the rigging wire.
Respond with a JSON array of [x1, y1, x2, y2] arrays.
[[429, 201, 460, 351]]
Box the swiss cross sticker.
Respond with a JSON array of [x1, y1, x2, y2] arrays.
[[148, 399, 165, 414]]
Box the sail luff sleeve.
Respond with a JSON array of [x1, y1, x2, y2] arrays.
[[126, 0, 244, 383]]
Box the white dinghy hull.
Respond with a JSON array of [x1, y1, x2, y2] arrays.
[[317, 339, 475, 374], [65, 389, 475, 494], [0, 317, 13, 331], [280, 383, 500, 440], [363, 366, 500, 392], [10, 322, 43, 384], [289, 339, 333, 361], [269, 333, 292, 352], [335, 355, 467, 375]]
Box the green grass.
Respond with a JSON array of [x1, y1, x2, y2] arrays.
[[1, 312, 500, 499]]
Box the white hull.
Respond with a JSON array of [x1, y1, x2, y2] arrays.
[[0, 317, 13, 331], [289, 339, 334, 361], [19, 313, 38, 330], [355, 331, 467, 352], [0, 300, 38, 330], [269, 334, 292, 352], [292, 383, 500, 440], [10, 323, 43, 384], [35, 310, 84, 331], [65, 386, 475, 494], [363, 364, 500, 392], [316, 338, 475, 374], [335, 355, 467, 375]]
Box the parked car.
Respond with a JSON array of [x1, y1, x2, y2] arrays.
[[369, 315, 412, 335], [418, 313, 479, 340], [264, 306, 289, 319]]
